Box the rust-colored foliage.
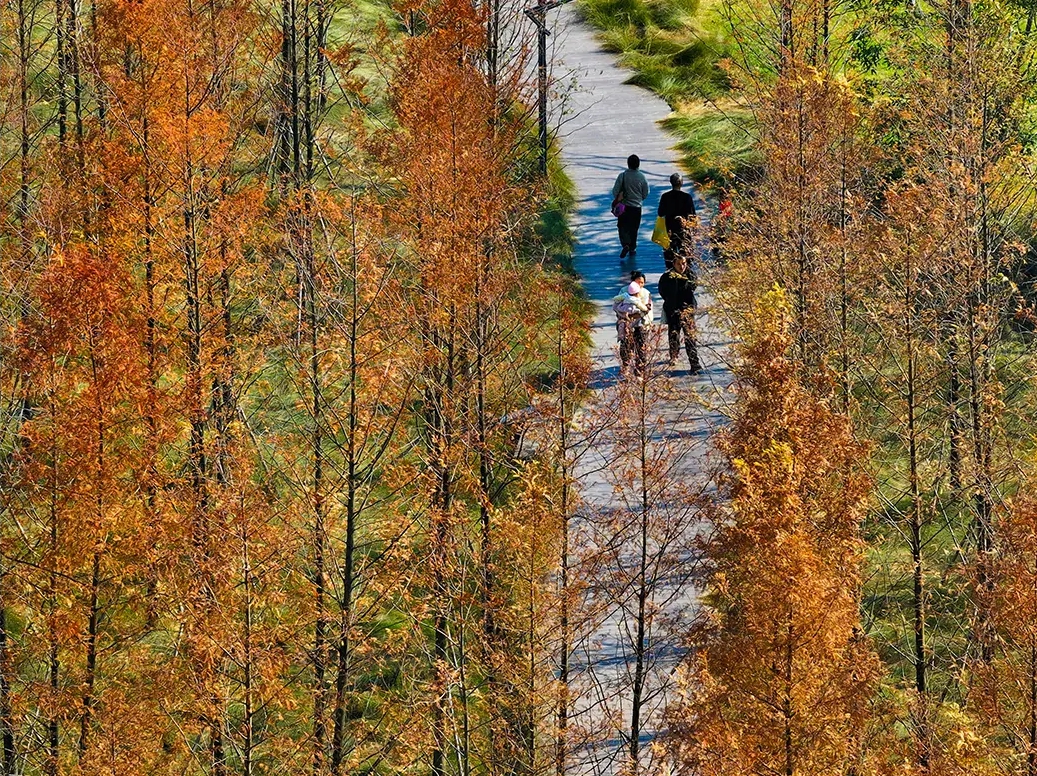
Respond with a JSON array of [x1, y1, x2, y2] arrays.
[[973, 497, 1037, 775], [668, 288, 878, 776]]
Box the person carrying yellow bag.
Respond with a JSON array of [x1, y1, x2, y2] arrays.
[[656, 172, 696, 269]]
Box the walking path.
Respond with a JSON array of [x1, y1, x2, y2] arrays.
[[549, 7, 735, 774]]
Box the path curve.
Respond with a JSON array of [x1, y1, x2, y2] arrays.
[[548, 8, 735, 774]]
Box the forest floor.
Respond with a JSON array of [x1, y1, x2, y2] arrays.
[[550, 7, 736, 773]]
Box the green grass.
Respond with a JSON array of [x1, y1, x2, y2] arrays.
[[325, 0, 402, 127], [576, 0, 754, 184], [863, 492, 974, 697], [661, 104, 758, 183], [538, 149, 580, 274], [578, 0, 729, 104]]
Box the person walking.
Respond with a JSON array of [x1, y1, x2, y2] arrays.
[[657, 172, 696, 269], [658, 255, 701, 372], [612, 270, 653, 377], [611, 155, 650, 260]]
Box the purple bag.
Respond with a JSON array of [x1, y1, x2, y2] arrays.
[[611, 169, 628, 218]]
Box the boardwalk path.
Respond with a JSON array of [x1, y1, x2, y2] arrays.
[[549, 8, 735, 774]]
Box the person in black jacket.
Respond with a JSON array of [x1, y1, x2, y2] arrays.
[[657, 173, 696, 269], [658, 255, 701, 372]]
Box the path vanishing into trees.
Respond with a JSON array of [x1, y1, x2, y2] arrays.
[[550, 7, 735, 774]]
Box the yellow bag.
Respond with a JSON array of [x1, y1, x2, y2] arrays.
[[651, 216, 670, 249]]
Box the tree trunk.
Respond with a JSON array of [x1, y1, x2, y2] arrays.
[[431, 325, 457, 776], [47, 423, 60, 776], [555, 317, 572, 776], [307, 220, 329, 776], [783, 616, 794, 776], [905, 245, 929, 770], [628, 378, 651, 772], [0, 567, 14, 775], [242, 527, 255, 776]]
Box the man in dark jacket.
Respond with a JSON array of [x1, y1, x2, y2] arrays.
[[658, 255, 701, 372], [657, 173, 696, 269]]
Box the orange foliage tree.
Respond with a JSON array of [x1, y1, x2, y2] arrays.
[[0, 0, 579, 770], [973, 496, 1037, 775], [383, 0, 579, 771], [667, 288, 877, 776]]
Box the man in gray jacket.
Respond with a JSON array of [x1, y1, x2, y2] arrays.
[[612, 154, 650, 259]]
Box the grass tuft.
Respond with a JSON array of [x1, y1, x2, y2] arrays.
[[576, 0, 754, 183], [661, 104, 758, 184]]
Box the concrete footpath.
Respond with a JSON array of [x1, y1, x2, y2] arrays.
[[548, 7, 735, 774]]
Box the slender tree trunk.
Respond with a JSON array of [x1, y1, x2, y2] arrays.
[[211, 697, 226, 776], [141, 97, 161, 628], [185, 208, 206, 537], [431, 326, 457, 776], [475, 264, 497, 675], [213, 243, 237, 776], [905, 247, 928, 770], [839, 151, 850, 412], [629, 379, 650, 772], [4, 4, 33, 766], [242, 526, 254, 776], [969, 293, 993, 661], [779, 0, 793, 70], [794, 91, 809, 365], [289, 0, 301, 181], [0, 566, 14, 775], [1029, 635, 1036, 776], [79, 349, 105, 758], [971, 99, 995, 664], [821, 0, 829, 61], [303, 0, 314, 182], [79, 551, 101, 757], [783, 617, 794, 776], [277, 0, 295, 178], [88, 0, 107, 138], [310, 237, 329, 776], [528, 547, 537, 772], [315, 0, 329, 114], [69, 0, 86, 189], [47, 411, 60, 776], [433, 508, 449, 776], [57, 0, 68, 148], [555, 318, 572, 776], [948, 340, 962, 490], [458, 623, 472, 776], [18, 0, 31, 259], [330, 205, 362, 776], [181, 67, 224, 770], [945, 0, 963, 494]]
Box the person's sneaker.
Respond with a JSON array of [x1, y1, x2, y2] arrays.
[[620, 246, 629, 259]]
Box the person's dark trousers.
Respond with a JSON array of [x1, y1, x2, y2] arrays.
[[617, 205, 643, 254], [667, 307, 700, 369], [634, 326, 647, 375], [620, 327, 648, 377]]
